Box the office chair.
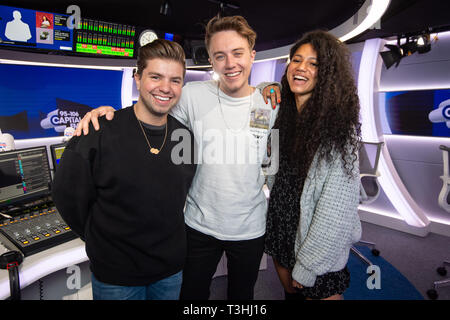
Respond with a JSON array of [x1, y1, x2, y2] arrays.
[[437, 145, 450, 213], [359, 141, 384, 205], [351, 141, 384, 266], [426, 145, 450, 300]]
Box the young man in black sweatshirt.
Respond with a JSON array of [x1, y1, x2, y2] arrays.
[[52, 39, 196, 300]]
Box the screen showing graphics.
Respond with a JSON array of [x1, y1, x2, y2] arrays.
[[0, 4, 73, 52], [383, 89, 450, 137], [0, 63, 122, 139], [0, 146, 51, 208], [74, 18, 135, 57], [50, 143, 66, 170]]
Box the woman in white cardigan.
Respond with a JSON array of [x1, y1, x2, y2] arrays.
[[263, 30, 362, 300]]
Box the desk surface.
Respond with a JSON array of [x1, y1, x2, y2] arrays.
[[0, 187, 272, 299], [0, 238, 88, 300]]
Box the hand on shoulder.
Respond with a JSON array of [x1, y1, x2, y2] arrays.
[[75, 106, 116, 136]]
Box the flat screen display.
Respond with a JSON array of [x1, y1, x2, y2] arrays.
[[74, 18, 135, 58], [0, 146, 51, 208], [383, 89, 450, 137], [0, 4, 73, 52], [0, 63, 122, 139], [49, 143, 66, 170]]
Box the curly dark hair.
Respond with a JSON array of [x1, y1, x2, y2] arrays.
[[274, 30, 361, 189]]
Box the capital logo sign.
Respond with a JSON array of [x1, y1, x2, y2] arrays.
[[429, 99, 450, 129], [40, 98, 92, 133], [41, 109, 81, 132]]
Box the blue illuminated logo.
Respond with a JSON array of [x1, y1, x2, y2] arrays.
[[443, 105, 450, 120], [429, 99, 450, 129]]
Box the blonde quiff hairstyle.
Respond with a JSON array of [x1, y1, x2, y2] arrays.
[[205, 15, 257, 53], [136, 39, 186, 78]]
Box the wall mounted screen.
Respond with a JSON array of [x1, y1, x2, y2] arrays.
[[0, 4, 73, 52], [383, 89, 450, 137], [0, 63, 122, 139], [74, 18, 135, 58]]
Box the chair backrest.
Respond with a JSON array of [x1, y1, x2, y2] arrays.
[[440, 145, 450, 177], [438, 145, 450, 213], [359, 141, 384, 177], [359, 141, 384, 204]]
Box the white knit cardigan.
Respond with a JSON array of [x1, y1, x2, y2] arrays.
[[291, 147, 362, 287]]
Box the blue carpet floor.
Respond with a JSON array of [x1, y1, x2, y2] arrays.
[[344, 246, 423, 300]]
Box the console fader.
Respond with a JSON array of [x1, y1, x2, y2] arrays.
[[0, 204, 77, 256]]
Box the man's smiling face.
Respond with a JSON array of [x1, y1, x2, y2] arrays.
[[208, 30, 255, 98]]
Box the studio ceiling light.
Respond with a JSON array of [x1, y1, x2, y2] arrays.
[[380, 32, 434, 69], [417, 33, 431, 53], [380, 43, 403, 69]]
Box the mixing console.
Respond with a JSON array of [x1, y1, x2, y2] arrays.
[[0, 204, 77, 256]]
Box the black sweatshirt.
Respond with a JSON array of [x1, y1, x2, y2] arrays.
[[52, 106, 196, 286]]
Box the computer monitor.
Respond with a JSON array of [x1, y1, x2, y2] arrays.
[[0, 146, 52, 209], [49, 142, 66, 170], [0, 4, 74, 53]]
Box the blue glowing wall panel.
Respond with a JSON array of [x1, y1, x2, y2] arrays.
[[0, 64, 122, 139], [385, 89, 450, 137]]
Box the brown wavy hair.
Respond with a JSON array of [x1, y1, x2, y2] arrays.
[[274, 30, 361, 188], [136, 39, 186, 77], [204, 15, 257, 53]]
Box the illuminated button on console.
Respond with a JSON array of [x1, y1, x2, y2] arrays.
[[0, 205, 77, 256]]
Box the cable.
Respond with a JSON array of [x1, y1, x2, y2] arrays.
[[38, 279, 44, 300], [9, 263, 20, 300]]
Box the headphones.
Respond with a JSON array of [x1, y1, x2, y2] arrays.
[[0, 250, 23, 300]]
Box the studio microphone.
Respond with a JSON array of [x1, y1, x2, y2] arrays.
[[63, 126, 75, 142], [0, 129, 15, 152]]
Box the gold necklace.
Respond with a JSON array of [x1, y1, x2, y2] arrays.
[[217, 82, 253, 133], [137, 118, 168, 155]]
